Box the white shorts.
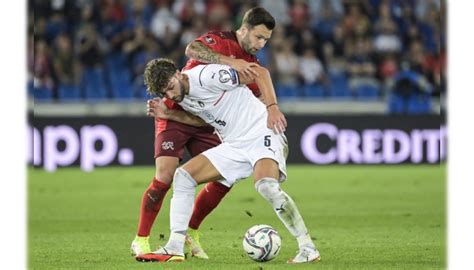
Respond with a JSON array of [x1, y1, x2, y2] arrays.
[[202, 131, 288, 187]]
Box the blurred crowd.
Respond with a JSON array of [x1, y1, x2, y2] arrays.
[[30, 0, 446, 113]]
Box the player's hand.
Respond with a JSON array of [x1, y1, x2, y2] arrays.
[[229, 58, 260, 78], [147, 98, 170, 119], [266, 105, 287, 134]]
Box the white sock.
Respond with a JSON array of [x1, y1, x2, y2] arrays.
[[167, 168, 197, 253], [297, 233, 316, 250], [164, 232, 186, 255], [255, 178, 315, 250]]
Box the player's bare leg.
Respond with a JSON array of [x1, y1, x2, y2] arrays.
[[136, 155, 222, 262], [253, 158, 321, 264], [185, 128, 231, 259], [131, 156, 179, 256]]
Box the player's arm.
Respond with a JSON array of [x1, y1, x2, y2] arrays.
[[185, 40, 259, 77], [237, 66, 287, 134], [146, 98, 207, 127]]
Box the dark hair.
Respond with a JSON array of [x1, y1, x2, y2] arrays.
[[242, 7, 275, 30], [143, 58, 177, 96]]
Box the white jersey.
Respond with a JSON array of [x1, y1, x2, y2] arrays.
[[181, 64, 288, 184], [180, 64, 267, 142]]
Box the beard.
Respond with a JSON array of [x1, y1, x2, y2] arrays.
[[242, 34, 257, 55], [173, 80, 186, 102]]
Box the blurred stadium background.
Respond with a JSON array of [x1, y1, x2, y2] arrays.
[[29, 0, 445, 111], [29, 0, 446, 169], [28, 0, 446, 269]]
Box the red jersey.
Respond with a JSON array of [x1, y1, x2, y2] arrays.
[[163, 30, 261, 110]]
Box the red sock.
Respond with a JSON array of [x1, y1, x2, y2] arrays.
[[189, 181, 231, 230], [137, 177, 170, 237]]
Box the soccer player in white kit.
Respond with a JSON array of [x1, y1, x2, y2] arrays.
[[137, 58, 321, 264]]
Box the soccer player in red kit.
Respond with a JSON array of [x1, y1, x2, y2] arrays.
[[131, 7, 281, 259]]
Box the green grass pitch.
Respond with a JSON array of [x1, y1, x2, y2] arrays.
[[28, 165, 445, 269]]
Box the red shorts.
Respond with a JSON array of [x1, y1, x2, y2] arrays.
[[154, 119, 221, 159]]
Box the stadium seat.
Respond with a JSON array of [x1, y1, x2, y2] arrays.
[[276, 85, 301, 98], [355, 84, 380, 100], [388, 93, 432, 114], [303, 85, 326, 97], [407, 94, 432, 114], [109, 69, 133, 99], [82, 68, 108, 100], [33, 85, 54, 100], [106, 51, 127, 72], [45, 20, 68, 42], [112, 84, 133, 99], [330, 85, 351, 98], [133, 74, 150, 100], [256, 47, 270, 67], [387, 94, 406, 114], [27, 80, 34, 97], [328, 72, 351, 98], [58, 83, 81, 101]]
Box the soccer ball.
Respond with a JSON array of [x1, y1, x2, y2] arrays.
[[243, 224, 281, 262]]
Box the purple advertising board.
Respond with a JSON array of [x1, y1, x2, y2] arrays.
[[287, 115, 445, 164], [29, 115, 445, 171]]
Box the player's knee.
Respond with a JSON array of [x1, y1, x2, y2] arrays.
[[155, 171, 174, 184], [255, 177, 281, 201], [155, 161, 178, 183], [173, 167, 198, 193]]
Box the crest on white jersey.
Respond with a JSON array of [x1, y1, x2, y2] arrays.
[[218, 68, 238, 85], [219, 69, 231, 83]]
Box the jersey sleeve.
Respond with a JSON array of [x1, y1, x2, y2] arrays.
[[198, 64, 240, 92], [194, 32, 227, 53]]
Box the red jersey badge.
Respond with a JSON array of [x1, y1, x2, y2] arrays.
[[204, 36, 216, 45]]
